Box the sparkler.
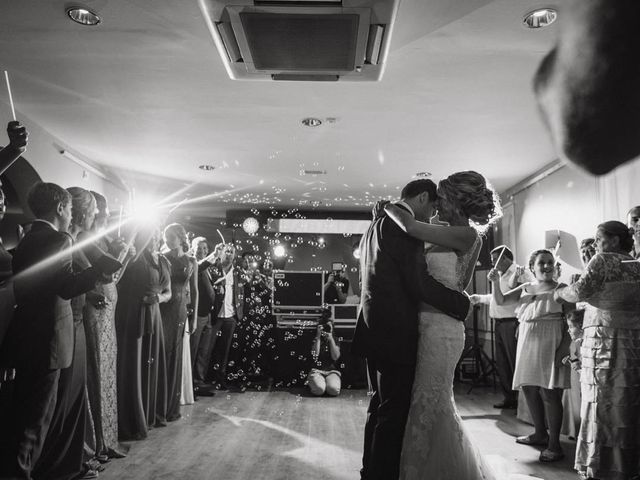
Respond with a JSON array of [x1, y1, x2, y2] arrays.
[[117, 205, 124, 238], [494, 245, 506, 267], [3, 71, 16, 121]]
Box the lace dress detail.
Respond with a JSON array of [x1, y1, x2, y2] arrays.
[[400, 235, 497, 480]]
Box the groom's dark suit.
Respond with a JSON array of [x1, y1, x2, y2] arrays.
[[353, 203, 470, 480]]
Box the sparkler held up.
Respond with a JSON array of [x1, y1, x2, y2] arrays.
[[494, 245, 506, 268], [117, 205, 124, 238], [216, 228, 225, 245], [3, 71, 16, 121]]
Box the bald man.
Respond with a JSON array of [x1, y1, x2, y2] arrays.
[[628, 206, 640, 259]]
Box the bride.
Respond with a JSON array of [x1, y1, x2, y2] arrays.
[[381, 171, 501, 480]]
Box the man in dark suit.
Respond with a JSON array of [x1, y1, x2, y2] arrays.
[[191, 237, 217, 397], [353, 179, 470, 480], [208, 243, 245, 389], [0, 182, 104, 480]]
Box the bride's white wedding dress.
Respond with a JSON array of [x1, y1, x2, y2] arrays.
[[399, 236, 497, 480]]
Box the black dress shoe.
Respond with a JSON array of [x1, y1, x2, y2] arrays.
[[493, 400, 517, 409], [194, 386, 215, 397]]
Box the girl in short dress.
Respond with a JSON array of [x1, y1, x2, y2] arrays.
[[492, 249, 573, 463]]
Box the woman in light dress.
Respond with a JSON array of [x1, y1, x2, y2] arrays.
[[492, 249, 573, 463], [160, 222, 198, 419], [383, 170, 502, 480]]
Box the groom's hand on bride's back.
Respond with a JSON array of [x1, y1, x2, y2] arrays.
[[372, 200, 390, 219], [460, 292, 472, 322]]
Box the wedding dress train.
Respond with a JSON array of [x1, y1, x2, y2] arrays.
[[400, 237, 497, 480]]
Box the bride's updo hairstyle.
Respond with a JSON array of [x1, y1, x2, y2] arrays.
[[437, 171, 502, 233]]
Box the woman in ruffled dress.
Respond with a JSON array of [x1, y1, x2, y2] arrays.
[[555, 221, 640, 480]]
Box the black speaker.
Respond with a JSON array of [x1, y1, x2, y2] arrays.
[[273, 321, 316, 387]]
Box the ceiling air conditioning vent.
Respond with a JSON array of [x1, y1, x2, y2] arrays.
[[198, 0, 400, 81]]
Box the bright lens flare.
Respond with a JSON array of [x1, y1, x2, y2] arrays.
[[130, 196, 162, 225]]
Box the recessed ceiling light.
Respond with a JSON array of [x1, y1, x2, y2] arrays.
[[301, 117, 322, 127], [413, 171, 432, 178], [66, 7, 101, 26], [199, 164, 215, 171], [523, 8, 557, 28]]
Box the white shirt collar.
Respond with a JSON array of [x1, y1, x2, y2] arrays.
[[396, 201, 415, 218], [33, 219, 59, 232]]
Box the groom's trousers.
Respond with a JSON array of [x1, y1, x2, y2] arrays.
[[362, 358, 416, 480]]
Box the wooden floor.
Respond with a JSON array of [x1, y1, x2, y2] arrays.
[[99, 385, 577, 480]]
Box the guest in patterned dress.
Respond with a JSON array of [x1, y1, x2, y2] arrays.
[[160, 223, 197, 421], [115, 226, 170, 440], [492, 249, 573, 463], [80, 192, 132, 458], [555, 221, 640, 480]]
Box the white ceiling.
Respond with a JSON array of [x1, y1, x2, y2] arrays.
[[0, 0, 562, 214]]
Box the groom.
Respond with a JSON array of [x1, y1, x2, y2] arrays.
[[353, 179, 470, 480]]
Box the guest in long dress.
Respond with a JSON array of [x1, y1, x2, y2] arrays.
[[115, 226, 170, 440], [160, 223, 197, 421], [555, 221, 640, 480], [492, 249, 573, 463], [81, 192, 131, 459]]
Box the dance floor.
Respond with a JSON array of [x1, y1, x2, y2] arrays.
[[101, 385, 576, 480]]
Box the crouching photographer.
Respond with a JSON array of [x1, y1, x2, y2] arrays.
[[307, 314, 341, 397]]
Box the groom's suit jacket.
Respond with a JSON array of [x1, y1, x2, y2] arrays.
[[352, 205, 470, 366]]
